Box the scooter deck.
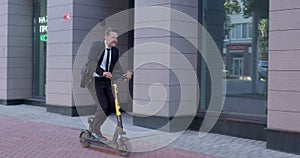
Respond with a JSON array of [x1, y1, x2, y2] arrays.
[[84, 137, 118, 149]]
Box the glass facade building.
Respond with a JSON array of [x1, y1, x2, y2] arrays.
[[0, 0, 300, 154]]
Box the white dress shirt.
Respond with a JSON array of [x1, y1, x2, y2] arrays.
[[93, 40, 111, 77]]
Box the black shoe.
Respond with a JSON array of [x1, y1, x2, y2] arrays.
[[92, 133, 108, 141]]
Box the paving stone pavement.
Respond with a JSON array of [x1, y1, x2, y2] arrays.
[[0, 104, 300, 158], [0, 115, 214, 158]]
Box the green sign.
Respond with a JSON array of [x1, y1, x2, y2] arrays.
[[39, 16, 47, 42], [40, 34, 47, 42]]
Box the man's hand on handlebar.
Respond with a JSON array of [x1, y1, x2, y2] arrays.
[[123, 71, 133, 79], [103, 72, 112, 79]]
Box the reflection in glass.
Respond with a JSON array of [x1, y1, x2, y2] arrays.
[[221, 0, 268, 116], [33, 0, 47, 98]]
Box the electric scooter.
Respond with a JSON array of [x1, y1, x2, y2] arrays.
[[79, 78, 131, 157]]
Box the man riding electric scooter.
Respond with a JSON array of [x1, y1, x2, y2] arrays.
[[79, 27, 132, 156]]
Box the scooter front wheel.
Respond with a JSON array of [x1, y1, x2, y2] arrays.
[[118, 140, 131, 157], [79, 130, 91, 148]]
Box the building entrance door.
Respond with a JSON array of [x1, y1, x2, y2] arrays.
[[232, 58, 243, 76]]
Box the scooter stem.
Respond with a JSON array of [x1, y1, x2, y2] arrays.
[[112, 83, 123, 128], [113, 83, 121, 116]]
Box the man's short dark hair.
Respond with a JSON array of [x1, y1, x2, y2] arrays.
[[105, 27, 118, 36]]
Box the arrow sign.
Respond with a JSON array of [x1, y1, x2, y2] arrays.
[[63, 12, 71, 22]]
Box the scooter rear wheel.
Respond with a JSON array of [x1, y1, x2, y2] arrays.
[[79, 130, 91, 148], [119, 140, 131, 157]]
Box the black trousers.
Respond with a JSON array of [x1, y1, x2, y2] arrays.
[[88, 78, 115, 134]]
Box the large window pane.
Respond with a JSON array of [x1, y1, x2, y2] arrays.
[[199, 0, 269, 117], [33, 0, 47, 98], [222, 3, 268, 116]]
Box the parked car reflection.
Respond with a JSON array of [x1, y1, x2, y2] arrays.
[[258, 61, 268, 81]]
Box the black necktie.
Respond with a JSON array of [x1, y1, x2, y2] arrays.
[[105, 48, 110, 72]]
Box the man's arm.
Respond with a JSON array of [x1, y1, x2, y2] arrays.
[[87, 41, 104, 76]]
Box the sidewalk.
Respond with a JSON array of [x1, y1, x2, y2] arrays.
[[0, 104, 299, 158]]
